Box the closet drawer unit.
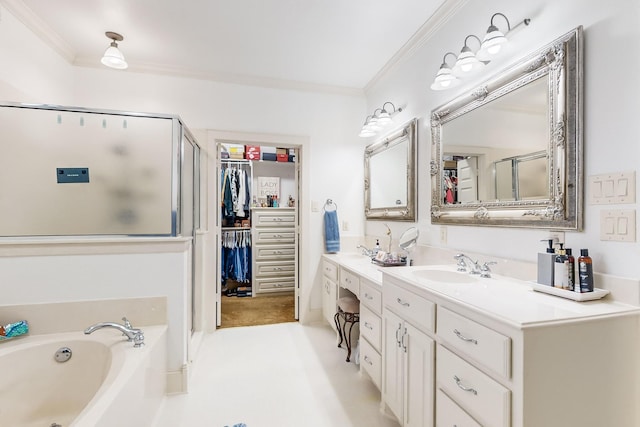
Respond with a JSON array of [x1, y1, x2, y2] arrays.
[[253, 209, 295, 227], [360, 338, 382, 390], [359, 280, 382, 314], [383, 281, 435, 333], [436, 389, 482, 427], [253, 228, 295, 244], [255, 260, 295, 276], [254, 276, 295, 292], [437, 345, 510, 427], [322, 260, 338, 282], [437, 306, 511, 378], [254, 245, 295, 261], [360, 305, 381, 351], [339, 268, 360, 295]]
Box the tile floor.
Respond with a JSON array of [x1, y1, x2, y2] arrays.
[[154, 322, 400, 427]]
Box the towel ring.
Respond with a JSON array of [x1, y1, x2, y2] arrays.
[[324, 199, 337, 212]]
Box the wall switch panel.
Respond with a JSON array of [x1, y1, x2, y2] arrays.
[[589, 171, 636, 204], [600, 209, 636, 242]]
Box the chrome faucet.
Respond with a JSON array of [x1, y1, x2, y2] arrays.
[[84, 319, 145, 347], [356, 244, 375, 257], [454, 253, 482, 274]]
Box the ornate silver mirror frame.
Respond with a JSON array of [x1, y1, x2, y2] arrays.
[[365, 118, 417, 221], [430, 26, 583, 229]]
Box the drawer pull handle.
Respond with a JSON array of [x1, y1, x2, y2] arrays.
[[364, 355, 373, 365], [364, 322, 373, 330], [396, 298, 410, 307], [453, 329, 478, 345], [364, 293, 373, 300], [453, 375, 477, 395]]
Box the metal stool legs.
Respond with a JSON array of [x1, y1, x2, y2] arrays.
[[334, 307, 360, 362]]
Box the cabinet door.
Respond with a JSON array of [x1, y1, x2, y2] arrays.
[[383, 309, 405, 423], [322, 277, 337, 326], [404, 323, 435, 427]]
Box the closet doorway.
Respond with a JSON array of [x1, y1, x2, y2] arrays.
[[215, 138, 300, 329]]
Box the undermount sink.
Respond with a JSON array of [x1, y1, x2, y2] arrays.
[[411, 269, 477, 284]]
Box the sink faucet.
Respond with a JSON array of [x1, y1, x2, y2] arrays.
[[356, 245, 375, 257], [84, 319, 145, 347], [454, 253, 481, 274]]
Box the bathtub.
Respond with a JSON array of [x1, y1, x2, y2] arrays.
[[0, 325, 167, 427]]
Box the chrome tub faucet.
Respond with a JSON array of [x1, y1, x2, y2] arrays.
[[84, 317, 145, 347]]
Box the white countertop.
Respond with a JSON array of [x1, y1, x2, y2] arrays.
[[322, 253, 640, 328], [383, 264, 640, 328]]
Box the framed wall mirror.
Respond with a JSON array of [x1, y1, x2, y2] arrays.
[[430, 26, 583, 229], [365, 118, 417, 221]]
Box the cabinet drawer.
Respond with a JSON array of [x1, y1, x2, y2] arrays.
[[437, 345, 510, 427], [322, 260, 338, 282], [255, 260, 295, 276], [254, 245, 295, 261], [340, 268, 360, 295], [254, 229, 295, 244], [360, 305, 381, 351], [360, 279, 382, 315], [436, 389, 481, 427], [253, 209, 295, 227], [384, 281, 435, 333], [437, 306, 511, 378], [360, 338, 381, 390], [254, 276, 295, 292]]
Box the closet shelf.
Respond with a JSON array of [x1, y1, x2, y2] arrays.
[[222, 226, 251, 231]]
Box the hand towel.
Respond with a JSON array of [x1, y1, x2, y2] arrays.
[[324, 210, 340, 253]]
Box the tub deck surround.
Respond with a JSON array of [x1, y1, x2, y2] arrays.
[[0, 325, 167, 427]]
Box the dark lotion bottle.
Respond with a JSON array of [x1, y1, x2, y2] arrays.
[[578, 249, 594, 293], [565, 248, 575, 291]]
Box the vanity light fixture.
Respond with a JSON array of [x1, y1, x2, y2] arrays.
[[358, 102, 403, 137], [101, 31, 128, 70], [430, 13, 530, 90], [452, 35, 486, 76], [430, 52, 461, 91]]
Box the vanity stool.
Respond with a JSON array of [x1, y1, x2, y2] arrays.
[[333, 295, 360, 362]]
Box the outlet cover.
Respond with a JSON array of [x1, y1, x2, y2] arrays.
[[600, 209, 636, 242]]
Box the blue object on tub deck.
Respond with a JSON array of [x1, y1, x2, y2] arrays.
[[1, 320, 29, 339]]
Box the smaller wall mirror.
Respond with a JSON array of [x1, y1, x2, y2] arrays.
[[365, 118, 417, 221]]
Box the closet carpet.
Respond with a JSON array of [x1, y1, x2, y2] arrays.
[[220, 293, 296, 328]]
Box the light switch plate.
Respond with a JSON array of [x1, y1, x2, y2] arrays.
[[600, 209, 636, 242], [589, 171, 636, 204]]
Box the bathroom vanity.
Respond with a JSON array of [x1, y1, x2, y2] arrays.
[[322, 254, 640, 427]]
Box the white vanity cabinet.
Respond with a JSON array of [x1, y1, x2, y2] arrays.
[[321, 258, 338, 327], [251, 207, 296, 294], [359, 278, 383, 389], [382, 278, 435, 427], [382, 267, 640, 427]]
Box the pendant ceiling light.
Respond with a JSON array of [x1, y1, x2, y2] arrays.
[[101, 31, 128, 70]]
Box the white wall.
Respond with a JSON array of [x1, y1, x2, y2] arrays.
[[364, 0, 640, 279]]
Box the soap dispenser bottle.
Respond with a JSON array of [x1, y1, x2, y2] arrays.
[[565, 248, 575, 291], [553, 244, 568, 289], [578, 249, 594, 293], [537, 239, 556, 286]]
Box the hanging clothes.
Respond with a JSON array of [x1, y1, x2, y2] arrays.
[[221, 229, 252, 285], [221, 162, 251, 224]]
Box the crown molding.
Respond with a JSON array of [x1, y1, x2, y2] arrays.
[[364, 0, 469, 93], [1, 0, 76, 62]]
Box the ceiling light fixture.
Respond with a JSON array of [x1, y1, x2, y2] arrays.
[[101, 31, 128, 70], [430, 13, 530, 91], [359, 102, 403, 138]]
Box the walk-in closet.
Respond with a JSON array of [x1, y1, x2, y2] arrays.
[[217, 143, 299, 328]]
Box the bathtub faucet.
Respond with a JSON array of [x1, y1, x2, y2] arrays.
[[84, 319, 145, 347]]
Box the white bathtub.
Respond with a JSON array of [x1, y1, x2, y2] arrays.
[[0, 325, 167, 427]]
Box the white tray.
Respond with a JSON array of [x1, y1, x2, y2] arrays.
[[530, 282, 610, 301]]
